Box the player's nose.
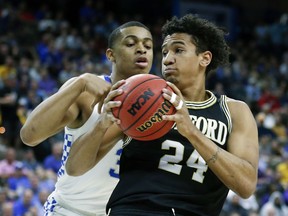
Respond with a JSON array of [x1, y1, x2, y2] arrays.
[[136, 44, 147, 54]]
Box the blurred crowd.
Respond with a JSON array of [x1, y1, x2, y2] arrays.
[[0, 0, 288, 215]]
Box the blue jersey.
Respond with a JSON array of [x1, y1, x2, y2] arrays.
[[107, 91, 232, 216]]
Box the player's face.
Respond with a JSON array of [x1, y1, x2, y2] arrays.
[[113, 26, 153, 78], [161, 33, 203, 91]]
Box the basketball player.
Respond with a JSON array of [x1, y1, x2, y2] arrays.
[[20, 21, 153, 216], [79, 14, 258, 215]]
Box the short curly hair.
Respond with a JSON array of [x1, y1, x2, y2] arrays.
[[162, 14, 230, 74]]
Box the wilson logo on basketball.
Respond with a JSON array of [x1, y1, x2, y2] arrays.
[[112, 74, 176, 141], [127, 88, 155, 116], [136, 99, 173, 132]]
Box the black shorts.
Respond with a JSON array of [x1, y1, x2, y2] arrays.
[[107, 207, 179, 216]]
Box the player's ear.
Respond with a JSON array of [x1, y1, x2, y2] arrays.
[[106, 48, 115, 62], [200, 51, 212, 67]]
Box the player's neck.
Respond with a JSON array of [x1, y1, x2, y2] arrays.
[[110, 72, 118, 84], [184, 88, 208, 102], [110, 71, 126, 84]]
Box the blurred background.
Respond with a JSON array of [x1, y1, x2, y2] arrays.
[[0, 0, 288, 215]]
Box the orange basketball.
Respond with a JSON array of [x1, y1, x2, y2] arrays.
[[112, 74, 176, 141]]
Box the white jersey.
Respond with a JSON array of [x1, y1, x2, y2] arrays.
[[44, 76, 121, 216]]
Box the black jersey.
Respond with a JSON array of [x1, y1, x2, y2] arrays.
[[107, 91, 232, 216]]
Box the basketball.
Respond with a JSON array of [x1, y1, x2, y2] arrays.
[[112, 74, 176, 141]]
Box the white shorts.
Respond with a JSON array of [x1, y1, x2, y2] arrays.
[[44, 205, 84, 216], [44, 194, 105, 216]]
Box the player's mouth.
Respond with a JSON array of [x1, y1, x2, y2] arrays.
[[135, 57, 148, 68], [164, 67, 177, 74]]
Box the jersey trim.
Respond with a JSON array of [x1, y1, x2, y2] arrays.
[[185, 90, 217, 109], [123, 136, 132, 148], [104, 75, 112, 83], [220, 95, 232, 134]]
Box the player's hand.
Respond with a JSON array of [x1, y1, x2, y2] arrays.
[[98, 79, 125, 113], [162, 82, 194, 137], [79, 73, 112, 107], [97, 80, 126, 127]]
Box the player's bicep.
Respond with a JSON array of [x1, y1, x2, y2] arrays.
[[227, 101, 259, 168], [65, 92, 97, 129], [60, 102, 80, 128]]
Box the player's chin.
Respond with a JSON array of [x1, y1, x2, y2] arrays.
[[132, 67, 150, 75], [163, 74, 177, 84]]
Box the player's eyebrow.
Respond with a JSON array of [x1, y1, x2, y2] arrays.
[[162, 40, 186, 49], [123, 35, 153, 42]]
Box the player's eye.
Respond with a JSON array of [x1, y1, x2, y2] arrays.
[[162, 50, 168, 56], [175, 48, 184, 53], [127, 43, 135, 47], [145, 45, 152, 50]]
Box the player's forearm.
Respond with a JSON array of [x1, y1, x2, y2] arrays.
[[65, 118, 110, 176], [20, 78, 85, 146], [187, 130, 257, 198], [207, 147, 257, 198]]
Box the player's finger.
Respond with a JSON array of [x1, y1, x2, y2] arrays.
[[162, 89, 178, 104], [166, 81, 183, 98], [162, 114, 174, 121], [97, 97, 104, 113], [111, 80, 126, 90], [170, 92, 177, 103], [169, 93, 183, 110], [105, 101, 121, 111], [162, 89, 184, 112], [96, 92, 109, 113], [105, 88, 123, 103], [175, 99, 183, 110]]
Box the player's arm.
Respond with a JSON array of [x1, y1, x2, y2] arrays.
[[66, 123, 124, 176], [220, 99, 259, 197], [187, 100, 258, 198], [66, 80, 125, 176], [20, 73, 111, 146], [163, 83, 259, 199]]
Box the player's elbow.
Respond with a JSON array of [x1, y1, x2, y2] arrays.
[[238, 189, 255, 199], [237, 179, 257, 199], [20, 126, 40, 147]]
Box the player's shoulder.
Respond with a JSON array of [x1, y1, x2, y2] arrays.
[[225, 96, 253, 118], [98, 74, 111, 83], [60, 74, 107, 88], [225, 96, 248, 107], [59, 76, 78, 90]]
